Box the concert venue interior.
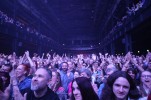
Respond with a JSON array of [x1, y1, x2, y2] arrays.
[[0, 0, 151, 56]]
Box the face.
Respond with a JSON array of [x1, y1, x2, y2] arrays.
[[113, 77, 130, 100], [51, 72, 58, 83], [148, 61, 151, 69], [106, 68, 115, 78], [72, 81, 82, 100], [16, 65, 26, 78], [128, 71, 135, 79], [68, 62, 74, 70], [1, 65, 11, 73], [62, 63, 68, 72], [92, 63, 98, 70], [74, 72, 80, 79], [141, 71, 151, 86], [31, 68, 50, 91]]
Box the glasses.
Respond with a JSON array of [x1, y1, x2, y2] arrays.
[[141, 75, 151, 78]]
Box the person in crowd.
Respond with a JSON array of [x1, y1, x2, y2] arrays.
[[127, 68, 137, 79], [138, 70, 151, 99], [0, 63, 12, 73], [100, 71, 140, 100], [71, 77, 99, 100], [68, 70, 80, 99], [98, 64, 118, 97], [80, 68, 98, 94], [60, 62, 74, 93], [48, 70, 66, 100], [15, 64, 31, 91], [91, 61, 100, 84], [9, 67, 60, 100], [0, 71, 10, 90], [24, 67, 59, 100], [127, 67, 140, 86]]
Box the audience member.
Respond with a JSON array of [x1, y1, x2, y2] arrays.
[[71, 77, 99, 100], [100, 71, 140, 100]]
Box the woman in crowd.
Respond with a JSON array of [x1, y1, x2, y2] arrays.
[[100, 71, 140, 100], [68, 70, 80, 99], [71, 77, 99, 100], [15, 63, 31, 91], [127, 67, 140, 86], [80, 68, 98, 94], [138, 70, 151, 99], [0, 71, 10, 90], [48, 70, 66, 100]]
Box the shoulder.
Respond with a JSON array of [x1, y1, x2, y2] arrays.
[[57, 87, 65, 92], [47, 88, 60, 100]]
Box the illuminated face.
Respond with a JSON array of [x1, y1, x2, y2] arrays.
[[51, 72, 58, 83], [1, 65, 11, 73], [31, 68, 49, 91], [72, 81, 82, 100], [113, 77, 130, 100], [62, 63, 68, 72], [16, 65, 26, 78], [128, 71, 135, 79], [74, 72, 80, 79], [141, 71, 151, 86]]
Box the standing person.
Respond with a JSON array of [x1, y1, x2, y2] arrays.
[[48, 70, 66, 100], [100, 71, 140, 100], [71, 77, 99, 100], [0, 63, 12, 73], [15, 64, 31, 91], [2, 67, 59, 100], [98, 64, 117, 97], [138, 70, 151, 100], [0, 71, 10, 90], [68, 70, 80, 99], [60, 62, 74, 93], [25, 67, 59, 100]]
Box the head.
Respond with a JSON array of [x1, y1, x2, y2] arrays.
[[127, 68, 137, 79], [92, 62, 99, 71], [52, 70, 61, 83], [67, 61, 74, 71], [31, 67, 52, 92], [147, 60, 151, 70], [72, 77, 99, 100], [80, 68, 92, 79], [16, 64, 30, 79], [105, 64, 117, 78], [101, 71, 140, 100], [61, 62, 68, 72], [0, 64, 12, 73], [74, 70, 80, 79], [0, 71, 10, 87], [140, 70, 151, 86]]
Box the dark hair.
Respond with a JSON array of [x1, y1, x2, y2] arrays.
[[127, 68, 137, 76], [0, 71, 10, 89], [0, 78, 4, 91], [71, 77, 99, 100], [100, 71, 140, 100]]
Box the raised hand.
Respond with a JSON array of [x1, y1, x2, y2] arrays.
[[25, 51, 30, 57]]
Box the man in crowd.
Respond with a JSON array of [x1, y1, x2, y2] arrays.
[[0, 67, 59, 100]]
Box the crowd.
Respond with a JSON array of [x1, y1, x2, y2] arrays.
[[0, 51, 151, 100]]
